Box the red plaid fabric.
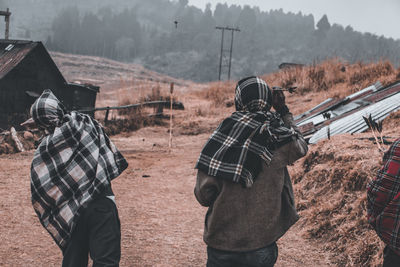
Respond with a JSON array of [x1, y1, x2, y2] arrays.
[[367, 138, 400, 255]]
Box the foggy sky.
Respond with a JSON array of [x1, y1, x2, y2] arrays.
[[189, 0, 400, 40]]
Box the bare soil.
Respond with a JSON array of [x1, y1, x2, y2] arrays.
[[0, 124, 335, 267], [1, 55, 398, 266]]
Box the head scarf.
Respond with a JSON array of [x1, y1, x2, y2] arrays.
[[195, 77, 294, 187], [30, 89, 66, 130], [30, 89, 128, 249], [235, 76, 272, 113]]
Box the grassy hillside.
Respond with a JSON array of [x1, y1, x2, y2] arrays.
[[198, 59, 400, 266], [1, 51, 400, 265]]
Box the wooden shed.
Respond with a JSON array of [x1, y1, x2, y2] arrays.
[[67, 82, 100, 117], [0, 39, 99, 130]]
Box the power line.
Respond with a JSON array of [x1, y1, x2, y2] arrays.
[[215, 26, 240, 81]]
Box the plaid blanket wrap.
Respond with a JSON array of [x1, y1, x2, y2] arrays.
[[30, 90, 128, 250], [367, 138, 400, 255], [195, 76, 295, 187]]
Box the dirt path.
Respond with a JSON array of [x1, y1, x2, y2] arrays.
[[0, 125, 334, 266]]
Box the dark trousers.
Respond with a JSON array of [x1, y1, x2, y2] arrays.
[[383, 246, 400, 267], [62, 196, 121, 267], [207, 242, 278, 267]]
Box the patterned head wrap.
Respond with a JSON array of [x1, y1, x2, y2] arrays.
[[235, 76, 272, 113], [30, 89, 128, 249], [196, 76, 294, 187], [30, 89, 66, 130]]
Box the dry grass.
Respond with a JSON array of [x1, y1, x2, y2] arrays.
[[262, 59, 398, 116], [194, 58, 400, 266], [199, 59, 397, 117], [268, 60, 399, 266], [198, 81, 236, 107], [103, 116, 165, 136], [263, 59, 397, 96], [2, 54, 399, 265], [289, 133, 391, 266], [100, 84, 175, 135]]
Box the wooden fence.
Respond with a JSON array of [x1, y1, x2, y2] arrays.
[[79, 100, 184, 123]]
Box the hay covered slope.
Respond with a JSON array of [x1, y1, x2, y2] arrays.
[[276, 60, 399, 266], [291, 134, 386, 266], [271, 60, 399, 266], [201, 59, 400, 266], [290, 108, 400, 266]]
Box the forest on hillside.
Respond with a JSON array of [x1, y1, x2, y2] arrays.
[[1, 0, 400, 82]]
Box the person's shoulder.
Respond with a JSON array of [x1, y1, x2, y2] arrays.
[[381, 137, 400, 166], [394, 138, 400, 147], [389, 138, 400, 155]]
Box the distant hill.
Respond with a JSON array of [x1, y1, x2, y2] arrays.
[[50, 50, 194, 108], [2, 0, 400, 82]]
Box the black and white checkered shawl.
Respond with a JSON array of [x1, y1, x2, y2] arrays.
[[30, 89, 128, 250], [196, 77, 295, 188]]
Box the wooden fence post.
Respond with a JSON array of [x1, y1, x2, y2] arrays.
[[156, 96, 163, 116], [169, 83, 174, 150], [104, 107, 110, 124]]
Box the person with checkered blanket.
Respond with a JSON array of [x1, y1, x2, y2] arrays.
[[367, 138, 400, 267], [194, 76, 308, 267], [27, 89, 128, 267]]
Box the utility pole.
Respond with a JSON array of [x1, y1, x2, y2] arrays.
[[215, 26, 240, 80], [0, 8, 11, 40]]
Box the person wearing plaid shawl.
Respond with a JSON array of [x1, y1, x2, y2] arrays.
[[367, 138, 400, 267], [28, 89, 128, 267], [194, 76, 308, 267]]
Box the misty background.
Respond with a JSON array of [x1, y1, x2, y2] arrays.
[[0, 0, 399, 82]]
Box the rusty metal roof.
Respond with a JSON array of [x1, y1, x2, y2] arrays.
[[294, 97, 334, 121], [309, 91, 400, 144], [296, 80, 400, 143], [344, 81, 382, 101], [363, 81, 400, 103], [297, 122, 317, 137], [0, 40, 39, 80], [295, 97, 345, 125], [295, 82, 384, 126], [295, 82, 384, 127]]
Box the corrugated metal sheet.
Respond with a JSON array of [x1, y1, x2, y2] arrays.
[[363, 82, 400, 103], [298, 99, 369, 127], [294, 97, 334, 121], [295, 97, 344, 125], [331, 100, 366, 117], [345, 81, 381, 101], [309, 92, 400, 144], [298, 112, 330, 126], [298, 122, 317, 136], [0, 40, 38, 80], [294, 98, 333, 121], [298, 100, 367, 127], [295, 83, 381, 124], [295, 82, 386, 126]]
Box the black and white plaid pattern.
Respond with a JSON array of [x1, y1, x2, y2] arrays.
[[30, 90, 128, 249], [30, 89, 66, 130], [196, 77, 294, 188], [235, 76, 272, 113]]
